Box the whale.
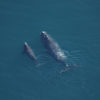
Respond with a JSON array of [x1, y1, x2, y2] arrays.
[[41, 31, 70, 72], [24, 42, 37, 61], [41, 31, 78, 73]]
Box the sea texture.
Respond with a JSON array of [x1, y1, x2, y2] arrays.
[[0, 0, 100, 100]]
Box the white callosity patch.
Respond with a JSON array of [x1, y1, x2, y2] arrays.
[[56, 51, 66, 60]]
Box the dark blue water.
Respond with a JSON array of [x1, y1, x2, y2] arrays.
[[0, 0, 100, 100]]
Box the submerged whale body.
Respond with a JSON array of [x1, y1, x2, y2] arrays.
[[41, 31, 67, 67], [24, 42, 37, 61]]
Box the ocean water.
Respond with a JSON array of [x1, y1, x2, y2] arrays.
[[0, 0, 100, 100]]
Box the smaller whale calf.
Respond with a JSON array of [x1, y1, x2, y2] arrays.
[[24, 42, 37, 61]]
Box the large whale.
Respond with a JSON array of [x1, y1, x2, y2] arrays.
[[41, 31, 70, 73], [24, 42, 37, 61]]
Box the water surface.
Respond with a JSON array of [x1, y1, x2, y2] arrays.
[[0, 0, 100, 100]]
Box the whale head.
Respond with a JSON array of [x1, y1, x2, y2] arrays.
[[41, 31, 49, 40], [24, 42, 28, 48]]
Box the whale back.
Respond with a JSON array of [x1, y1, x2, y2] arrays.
[[41, 31, 67, 64]]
